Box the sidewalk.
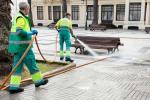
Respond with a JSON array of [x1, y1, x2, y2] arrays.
[[73, 28, 150, 39]]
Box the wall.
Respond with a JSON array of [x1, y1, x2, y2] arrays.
[[31, 0, 150, 29]]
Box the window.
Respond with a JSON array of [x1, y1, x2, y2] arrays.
[[129, 3, 141, 21], [37, 6, 43, 20], [53, 6, 61, 22], [116, 4, 125, 21], [101, 5, 113, 21], [87, 5, 93, 20], [48, 6, 52, 20], [72, 5, 79, 20]]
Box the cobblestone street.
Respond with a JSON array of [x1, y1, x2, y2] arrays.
[[1, 28, 150, 100]]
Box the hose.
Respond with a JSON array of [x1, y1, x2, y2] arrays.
[[0, 33, 59, 90], [0, 33, 112, 90], [35, 37, 48, 62], [35, 33, 58, 62]]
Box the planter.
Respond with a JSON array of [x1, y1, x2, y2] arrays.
[[0, 60, 76, 90]]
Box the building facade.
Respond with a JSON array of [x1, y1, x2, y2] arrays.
[[31, 0, 150, 29]]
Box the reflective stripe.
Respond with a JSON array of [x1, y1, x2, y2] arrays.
[[59, 51, 64, 57], [32, 71, 43, 83], [65, 50, 71, 57], [9, 40, 32, 44], [10, 75, 21, 85], [9, 84, 20, 89], [11, 32, 20, 35], [57, 51, 70, 57]]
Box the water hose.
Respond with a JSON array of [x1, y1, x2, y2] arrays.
[[0, 35, 36, 90], [0, 33, 113, 90], [0, 33, 59, 90], [35, 33, 58, 62], [35, 37, 48, 62]]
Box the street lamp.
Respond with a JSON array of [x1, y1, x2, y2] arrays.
[[15, 0, 17, 11], [81, 0, 88, 30]]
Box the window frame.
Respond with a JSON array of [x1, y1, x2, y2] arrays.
[[48, 6, 52, 20], [101, 5, 114, 21], [87, 5, 93, 20], [71, 5, 79, 20], [129, 3, 141, 21], [53, 6, 61, 22], [37, 6, 43, 20], [116, 4, 125, 21]]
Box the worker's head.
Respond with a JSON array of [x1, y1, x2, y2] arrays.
[[65, 13, 71, 19], [19, 2, 30, 15]]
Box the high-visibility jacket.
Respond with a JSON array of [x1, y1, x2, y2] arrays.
[[8, 12, 31, 53], [55, 18, 72, 29]]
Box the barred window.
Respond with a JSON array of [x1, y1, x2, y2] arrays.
[[72, 5, 79, 20], [87, 5, 93, 20], [129, 3, 141, 21], [48, 6, 52, 20], [101, 5, 113, 21], [37, 6, 43, 20], [53, 6, 61, 22], [116, 4, 125, 21]]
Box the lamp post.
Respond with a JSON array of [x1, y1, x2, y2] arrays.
[[15, 0, 17, 12], [81, 0, 88, 30], [85, 0, 88, 30]]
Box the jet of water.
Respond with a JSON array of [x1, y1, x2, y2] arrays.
[[77, 39, 99, 58]]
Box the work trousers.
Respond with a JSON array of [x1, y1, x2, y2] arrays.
[[9, 49, 44, 90], [59, 28, 71, 58]]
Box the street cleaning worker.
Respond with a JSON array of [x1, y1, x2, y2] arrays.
[[55, 13, 76, 62], [8, 2, 48, 94]]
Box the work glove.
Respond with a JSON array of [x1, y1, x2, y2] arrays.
[[27, 30, 38, 36], [31, 29, 38, 35], [57, 29, 60, 32], [72, 35, 77, 40], [27, 31, 34, 35]]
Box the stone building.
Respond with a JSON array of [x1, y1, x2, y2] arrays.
[[31, 0, 150, 29]]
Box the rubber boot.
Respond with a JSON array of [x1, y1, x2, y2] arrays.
[[9, 87, 24, 94], [60, 57, 64, 61], [35, 79, 48, 87], [65, 57, 74, 62]]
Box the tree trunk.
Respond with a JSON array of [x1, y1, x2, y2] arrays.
[[27, 0, 34, 27], [62, 0, 67, 17], [92, 0, 98, 25], [0, 0, 13, 76]]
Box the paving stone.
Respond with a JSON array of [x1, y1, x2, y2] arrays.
[[1, 28, 150, 100]]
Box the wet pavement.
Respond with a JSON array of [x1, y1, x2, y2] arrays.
[[1, 28, 150, 100]]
